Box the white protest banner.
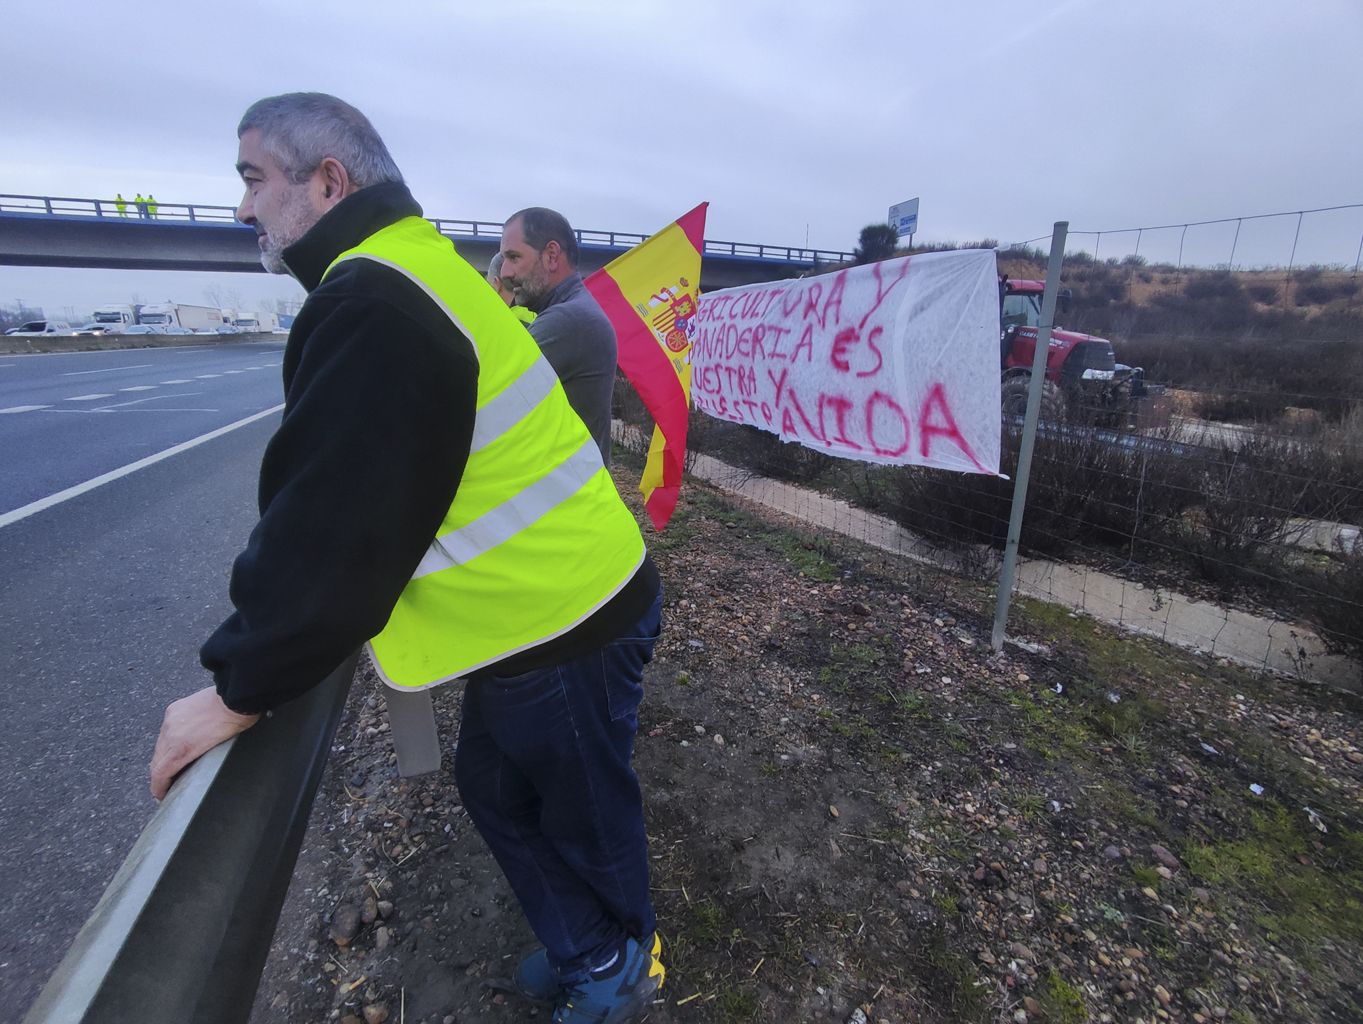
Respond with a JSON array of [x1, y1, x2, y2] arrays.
[[691, 248, 1001, 475]]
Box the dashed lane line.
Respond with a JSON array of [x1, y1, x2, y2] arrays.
[[0, 403, 284, 529], [194, 374, 222, 379], [118, 386, 158, 392], [93, 393, 205, 412], [160, 379, 194, 384], [62, 364, 155, 376], [0, 405, 51, 414], [65, 394, 116, 402]]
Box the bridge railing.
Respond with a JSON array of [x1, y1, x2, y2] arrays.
[[2, 193, 855, 265], [0, 193, 240, 223]]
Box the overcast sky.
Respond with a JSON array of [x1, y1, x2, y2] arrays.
[[5, 0, 1362, 318]]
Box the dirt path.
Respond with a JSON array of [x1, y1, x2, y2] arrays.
[[253, 456, 1363, 1024]]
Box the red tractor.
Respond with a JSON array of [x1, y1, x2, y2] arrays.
[[999, 278, 1145, 425]]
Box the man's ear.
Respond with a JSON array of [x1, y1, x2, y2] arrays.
[[543, 239, 562, 272], [317, 157, 352, 207]]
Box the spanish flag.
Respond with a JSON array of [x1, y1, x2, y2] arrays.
[[585, 203, 708, 531]]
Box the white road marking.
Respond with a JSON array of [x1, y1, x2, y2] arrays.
[[0, 404, 284, 529], [194, 374, 222, 379], [62, 364, 155, 376], [224, 370, 244, 374], [93, 393, 204, 411], [0, 405, 50, 414], [160, 379, 194, 384], [118, 385, 158, 392], [66, 393, 116, 401]]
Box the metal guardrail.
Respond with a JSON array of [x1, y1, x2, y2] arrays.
[[1, 193, 855, 265], [23, 653, 359, 1024]]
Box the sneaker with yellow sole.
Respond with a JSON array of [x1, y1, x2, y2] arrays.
[[553, 933, 665, 1024]]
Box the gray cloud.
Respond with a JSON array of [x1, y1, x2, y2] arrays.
[[4, 0, 1361, 315]]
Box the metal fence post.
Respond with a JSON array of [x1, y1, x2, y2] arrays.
[[991, 222, 1068, 651]]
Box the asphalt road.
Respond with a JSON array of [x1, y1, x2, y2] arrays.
[[0, 342, 285, 1013], [0, 342, 286, 515]]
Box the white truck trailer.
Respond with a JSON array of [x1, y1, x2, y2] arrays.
[[137, 303, 225, 332], [231, 311, 281, 332]]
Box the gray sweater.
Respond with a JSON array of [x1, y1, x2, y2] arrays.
[[528, 273, 617, 467]]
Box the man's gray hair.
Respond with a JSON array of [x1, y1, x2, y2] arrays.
[[238, 92, 404, 189], [487, 251, 505, 284], [507, 207, 579, 267]]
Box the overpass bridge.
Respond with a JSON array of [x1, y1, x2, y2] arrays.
[[0, 194, 854, 290]]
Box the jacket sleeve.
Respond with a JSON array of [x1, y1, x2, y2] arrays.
[[201, 294, 478, 713]]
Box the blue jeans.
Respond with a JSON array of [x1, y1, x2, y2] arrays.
[[454, 592, 662, 983]]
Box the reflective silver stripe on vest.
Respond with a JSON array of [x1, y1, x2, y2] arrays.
[[412, 438, 605, 578], [470, 356, 561, 453]]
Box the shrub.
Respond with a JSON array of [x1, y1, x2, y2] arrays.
[[1184, 272, 1244, 302], [999, 244, 1047, 265], [1317, 541, 1363, 666], [1176, 436, 1306, 582], [1295, 280, 1360, 306], [854, 224, 900, 265], [884, 425, 1203, 561]]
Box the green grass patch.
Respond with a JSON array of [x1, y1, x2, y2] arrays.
[[1130, 863, 1163, 889], [1036, 969, 1088, 1024], [910, 930, 990, 1020], [715, 985, 761, 1022], [1183, 804, 1363, 949], [1008, 690, 1096, 762]]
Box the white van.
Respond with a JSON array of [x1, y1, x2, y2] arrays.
[[5, 320, 74, 336]]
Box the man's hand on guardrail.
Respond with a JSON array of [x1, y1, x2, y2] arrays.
[[150, 686, 261, 800]]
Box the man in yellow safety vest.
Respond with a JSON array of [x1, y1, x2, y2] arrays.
[[148, 92, 665, 1024]]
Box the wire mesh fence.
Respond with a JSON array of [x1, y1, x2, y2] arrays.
[[614, 204, 1363, 689]]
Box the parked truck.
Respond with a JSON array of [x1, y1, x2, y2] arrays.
[[137, 303, 225, 332], [231, 311, 281, 332], [91, 304, 137, 331], [999, 277, 1145, 425]]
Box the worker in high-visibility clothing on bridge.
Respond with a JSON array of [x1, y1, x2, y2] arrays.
[[147, 91, 666, 1024]]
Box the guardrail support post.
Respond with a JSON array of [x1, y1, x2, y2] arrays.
[[383, 686, 442, 777]]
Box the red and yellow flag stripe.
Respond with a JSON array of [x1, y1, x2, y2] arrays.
[[586, 203, 707, 531]]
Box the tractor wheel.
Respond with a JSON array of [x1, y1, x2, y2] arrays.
[[1001, 376, 1067, 422]]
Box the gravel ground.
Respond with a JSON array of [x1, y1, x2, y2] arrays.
[[252, 451, 1363, 1024]]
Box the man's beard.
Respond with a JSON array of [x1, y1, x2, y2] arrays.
[[259, 188, 319, 275], [514, 268, 551, 310]]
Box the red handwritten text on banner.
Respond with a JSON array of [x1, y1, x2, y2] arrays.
[[690, 248, 1001, 475]]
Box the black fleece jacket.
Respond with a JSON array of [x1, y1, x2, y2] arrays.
[[201, 182, 658, 713]]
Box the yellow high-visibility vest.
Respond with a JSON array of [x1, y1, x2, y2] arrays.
[[324, 216, 644, 688]]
